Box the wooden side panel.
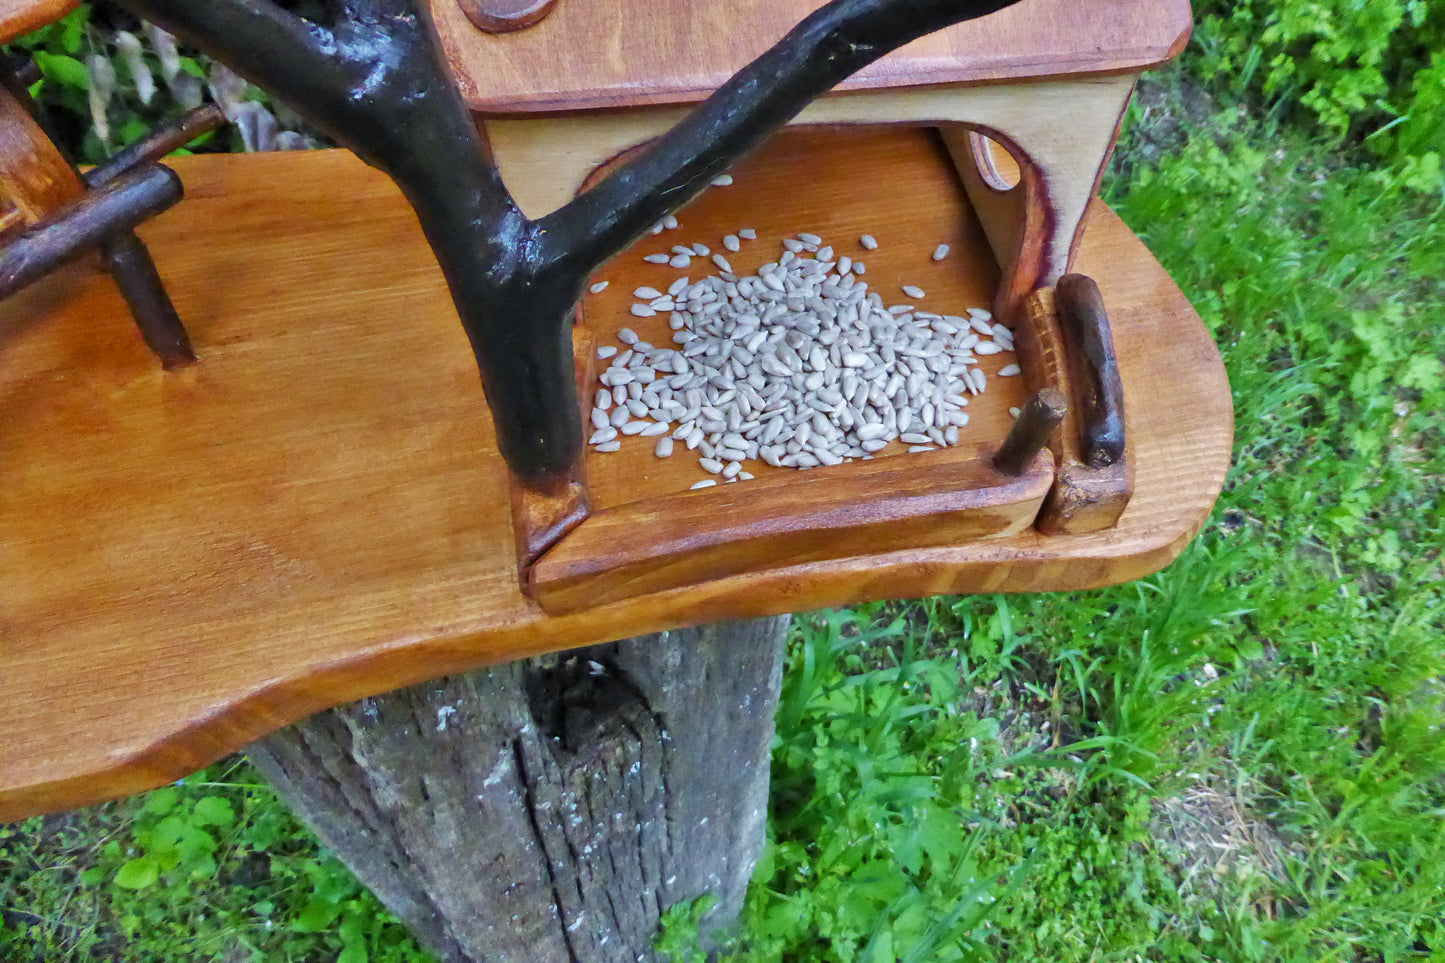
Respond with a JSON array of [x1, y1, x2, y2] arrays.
[[0, 143, 1230, 820], [486, 77, 1137, 223], [532, 446, 1054, 612], [939, 78, 1134, 323], [432, 0, 1192, 113]]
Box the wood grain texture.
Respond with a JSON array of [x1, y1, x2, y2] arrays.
[[535, 126, 1034, 610], [938, 75, 1134, 324], [574, 124, 1019, 504], [0, 133, 1230, 820], [532, 445, 1054, 612], [0, 83, 83, 225], [249, 618, 787, 962], [432, 0, 1192, 113], [486, 77, 1135, 223], [0, 0, 75, 45]]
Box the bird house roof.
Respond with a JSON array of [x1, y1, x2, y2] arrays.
[[431, 0, 1193, 113]]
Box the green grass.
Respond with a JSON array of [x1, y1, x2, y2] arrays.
[[0, 760, 420, 961], [718, 61, 1445, 961], [5, 12, 1445, 963]]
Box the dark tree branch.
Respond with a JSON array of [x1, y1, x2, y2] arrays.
[[86, 105, 225, 188], [994, 388, 1068, 476], [121, 0, 346, 105], [539, 0, 1021, 272], [0, 164, 182, 299], [115, 0, 520, 230], [111, 0, 1023, 488]]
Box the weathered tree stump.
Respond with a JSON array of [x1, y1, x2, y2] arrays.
[[247, 617, 788, 962]]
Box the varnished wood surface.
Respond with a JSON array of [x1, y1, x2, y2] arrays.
[[0, 0, 74, 45], [533, 445, 1054, 611], [0, 134, 1229, 820], [575, 127, 1017, 509], [432, 0, 1192, 113], [0, 84, 84, 226]]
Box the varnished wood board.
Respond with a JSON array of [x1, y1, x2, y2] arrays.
[[432, 0, 1192, 113], [0, 0, 75, 45], [0, 138, 1230, 820], [546, 127, 1034, 610]]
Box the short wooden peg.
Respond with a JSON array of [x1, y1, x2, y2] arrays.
[[103, 231, 196, 369], [994, 387, 1068, 476]]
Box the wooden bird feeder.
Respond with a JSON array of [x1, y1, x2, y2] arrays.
[[0, 0, 1231, 820], [426, 0, 1211, 611]]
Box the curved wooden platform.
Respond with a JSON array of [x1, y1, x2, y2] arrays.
[[0, 133, 1230, 820]]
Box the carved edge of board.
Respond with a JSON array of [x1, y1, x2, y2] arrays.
[[529, 444, 1055, 613], [509, 325, 596, 582], [0, 81, 85, 224], [1015, 286, 1133, 534], [937, 79, 1134, 328], [0, 0, 78, 46], [436, 0, 1195, 115], [0, 147, 1231, 821], [938, 123, 1042, 326]]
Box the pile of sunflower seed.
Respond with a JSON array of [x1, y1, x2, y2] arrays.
[[588, 232, 1019, 489]]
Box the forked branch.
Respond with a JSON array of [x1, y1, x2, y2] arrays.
[[115, 0, 1023, 486]]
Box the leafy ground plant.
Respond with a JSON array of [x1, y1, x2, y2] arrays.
[[1191, 0, 1443, 192], [692, 52, 1444, 961], [0, 758, 426, 961]]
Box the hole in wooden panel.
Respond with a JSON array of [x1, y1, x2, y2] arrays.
[[969, 131, 1021, 192]]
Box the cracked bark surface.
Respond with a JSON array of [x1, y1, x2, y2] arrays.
[[247, 617, 788, 962]]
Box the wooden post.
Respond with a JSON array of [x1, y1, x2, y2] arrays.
[[247, 617, 788, 962]]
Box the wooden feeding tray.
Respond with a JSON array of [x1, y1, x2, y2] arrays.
[[436, 0, 1199, 610], [0, 125, 1230, 819], [541, 127, 1048, 610]]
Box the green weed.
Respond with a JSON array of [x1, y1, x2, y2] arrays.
[[0, 759, 428, 961]]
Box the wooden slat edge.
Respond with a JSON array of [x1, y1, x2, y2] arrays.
[[531, 446, 1054, 611]]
